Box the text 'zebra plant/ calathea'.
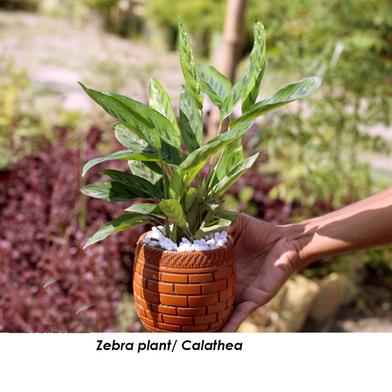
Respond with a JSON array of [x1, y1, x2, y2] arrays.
[[80, 19, 321, 248]]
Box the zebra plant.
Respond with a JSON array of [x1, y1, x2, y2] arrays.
[[80, 19, 321, 248]]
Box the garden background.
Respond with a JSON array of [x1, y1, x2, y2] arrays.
[[0, 0, 391, 332]]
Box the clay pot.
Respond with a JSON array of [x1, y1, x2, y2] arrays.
[[133, 234, 236, 332]]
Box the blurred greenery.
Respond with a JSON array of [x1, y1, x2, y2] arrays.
[[0, 0, 38, 10], [0, 59, 48, 168], [249, 0, 391, 215]]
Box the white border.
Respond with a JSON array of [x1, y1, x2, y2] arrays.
[[0, 333, 390, 391]]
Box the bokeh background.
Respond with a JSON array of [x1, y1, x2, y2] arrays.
[[0, 0, 391, 332]]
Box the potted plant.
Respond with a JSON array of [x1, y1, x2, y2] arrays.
[[80, 19, 321, 332]]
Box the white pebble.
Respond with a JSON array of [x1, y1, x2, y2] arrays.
[[144, 229, 228, 252]]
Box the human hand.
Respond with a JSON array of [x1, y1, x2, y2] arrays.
[[222, 213, 304, 332]]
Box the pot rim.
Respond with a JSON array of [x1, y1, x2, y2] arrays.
[[138, 231, 233, 257]]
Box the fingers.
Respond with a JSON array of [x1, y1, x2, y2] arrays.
[[228, 213, 246, 248], [221, 301, 257, 332]]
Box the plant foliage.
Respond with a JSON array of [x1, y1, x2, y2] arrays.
[[81, 20, 321, 246]]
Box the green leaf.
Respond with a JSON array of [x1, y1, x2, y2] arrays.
[[159, 199, 187, 229], [232, 77, 322, 128], [221, 21, 267, 117], [84, 213, 149, 248], [125, 203, 162, 216], [195, 219, 232, 239], [242, 21, 267, 111], [218, 209, 239, 224], [177, 18, 202, 107], [177, 121, 254, 187], [81, 182, 136, 201], [128, 160, 162, 184], [114, 123, 146, 149], [79, 83, 160, 149], [148, 78, 181, 149], [82, 149, 159, 177], [197, 65, 231, 108], [168, 170, 185, 199], [179, 86, 203, 152], [80, 84, 184, 164], [184, 187, 198, 212], [103, 169, 163, 199], [209, 153, 259, 197], [177, 137, 231, 187], [215, 139, 244, 182], [108, 92, 183, 163]]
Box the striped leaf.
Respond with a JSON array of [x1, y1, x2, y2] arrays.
[[178, 18, 202, 107], [103, 169, 163, 199], [179, 86, 203, 152], [221, 21, 267, 117], [209, 153, 259, 197], [82, 149, 159, 177], [80, 182, 136, 201], [125, 203, 162, 216], [128, 160, 162, 184], [197, 65, 231, 108], [84, 213, 149, 248], [148, 78, 181, 149], [232, 77, 322, 128]]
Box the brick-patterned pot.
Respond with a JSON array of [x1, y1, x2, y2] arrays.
[[133, 234, 235, 332]]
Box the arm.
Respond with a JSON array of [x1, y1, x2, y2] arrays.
[[286, 186, 392, 265]]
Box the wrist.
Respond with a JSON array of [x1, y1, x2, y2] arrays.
[[279, 222, 318, 267]]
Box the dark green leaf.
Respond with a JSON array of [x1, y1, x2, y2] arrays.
[[84, 213, 149, 248], [80, 84, 184, 164], [108, 92, 182, 160], [79, 82, 160, 149], [197, 65, 231, 108], [80, 182, 136, 201], [103, 169, 163, 199]]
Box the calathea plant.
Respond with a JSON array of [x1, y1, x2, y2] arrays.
[[80, 19, 321, 248]]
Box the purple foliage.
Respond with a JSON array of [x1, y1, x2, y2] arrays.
[[0, 128, 144, 332]]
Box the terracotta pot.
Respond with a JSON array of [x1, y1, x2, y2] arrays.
[[133, 233, 236, 332]]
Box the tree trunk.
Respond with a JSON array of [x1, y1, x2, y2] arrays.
[[207, 0, 247, 139]]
